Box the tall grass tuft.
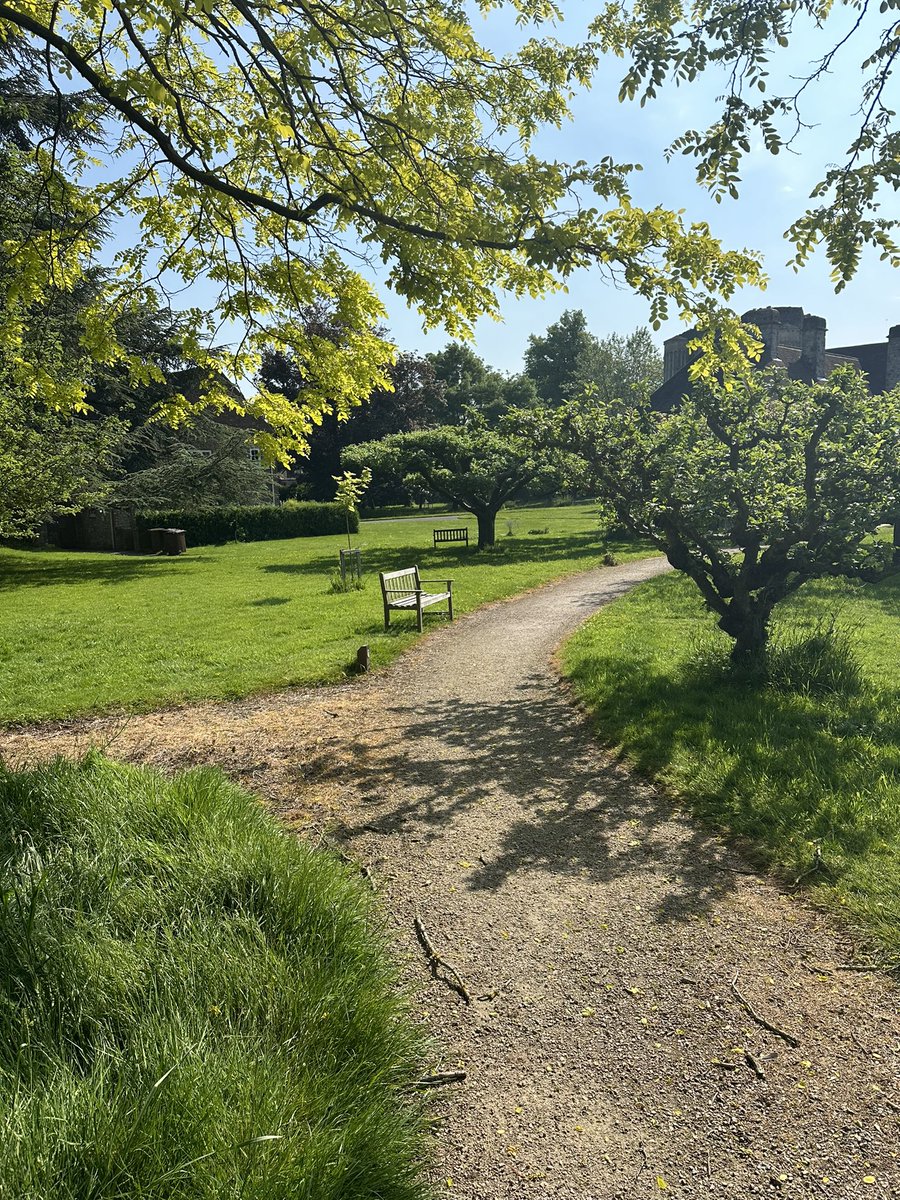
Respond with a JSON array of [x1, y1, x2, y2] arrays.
[[765, 616, 863, 697], [0, 754, 429, 1199]]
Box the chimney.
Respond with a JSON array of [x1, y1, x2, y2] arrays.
[[887, 325, 900, 392], [662, 331, 693, 382], [741, 307, 781, 365], [801, 314, 827, 381]]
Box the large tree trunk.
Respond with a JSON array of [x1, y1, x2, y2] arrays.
[[474, 508, 496, 549], [720, 604, 771, 666]]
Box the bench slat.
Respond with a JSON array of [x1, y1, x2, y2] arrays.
[[379, 565, 453, 632]]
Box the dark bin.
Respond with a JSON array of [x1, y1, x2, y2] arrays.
[[148, 527, 166, 553], [161, 528, 187, 556]]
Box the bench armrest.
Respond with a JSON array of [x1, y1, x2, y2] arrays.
[[419, 578, 453, 585]]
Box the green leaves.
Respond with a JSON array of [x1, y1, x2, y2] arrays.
[[595, 0, 900, 282], [0, 0, 766, 456], [566, 357, 900, 658]]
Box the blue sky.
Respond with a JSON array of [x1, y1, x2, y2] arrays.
[[372, 3, 900, 373]]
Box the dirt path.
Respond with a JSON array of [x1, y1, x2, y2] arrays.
[[3, 559, 897, 1198]]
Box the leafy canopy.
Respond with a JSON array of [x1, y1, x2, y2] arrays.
[[343, 417, 554, 545], [0, 2, 764, 453], [525, 309, 662, 406], [0, 390, 122, 538], [594, 0, 900, 284], [565, 365, 900, 660]]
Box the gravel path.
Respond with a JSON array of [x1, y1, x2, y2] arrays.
[[2, 558, 897, 1197], [324, 559, 898, 1199]]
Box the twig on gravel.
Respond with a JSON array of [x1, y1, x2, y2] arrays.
[[791, 844, 831, 888], [410, 1070, 467, 1090], [414, 913, 472, 1004], [476, 979, 512, 1002], [710, 1059, 739, 1070], [744, 1050, 766, 1080], [836, 961, 886, 972], [730, 972, 800, 1048], [631, 1143, 648, 1187]]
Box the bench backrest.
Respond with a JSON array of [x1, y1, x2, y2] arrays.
[[380, 566, 421, 599], [433, 527, 468, 543]]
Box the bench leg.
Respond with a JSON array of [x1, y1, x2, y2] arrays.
[[448, 592, 453, 621], [383, 602, 390, 631], [416, 596, 424, 632]]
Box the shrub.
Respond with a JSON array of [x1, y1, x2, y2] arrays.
[[0, 754, 428, 1199], [137, 501, 356, 546], [766, 617, 863, 697]]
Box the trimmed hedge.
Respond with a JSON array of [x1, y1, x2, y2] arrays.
[[137, 501, 357, 546]]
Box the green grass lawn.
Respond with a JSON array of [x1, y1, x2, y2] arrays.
[[563, 570, 900, 962], [0, 754, 429, 1199], [0, 502, 645, 725]]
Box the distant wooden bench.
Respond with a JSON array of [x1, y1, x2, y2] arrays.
[[379, 566, 453, 632], [433, 526, 469, 548]]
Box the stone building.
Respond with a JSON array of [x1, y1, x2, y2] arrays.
[[652, 306, 900, 410]]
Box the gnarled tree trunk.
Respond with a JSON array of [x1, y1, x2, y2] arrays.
[[719, 603, 772, 666], [474, 508, 497, 549]]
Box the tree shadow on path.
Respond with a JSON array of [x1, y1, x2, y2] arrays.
[[336, 676, 743, 925]]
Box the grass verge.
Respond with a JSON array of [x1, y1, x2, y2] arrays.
[[0, 753, 429, 1199], [562, 571, 900, 963], [0, 502, 648, 724]]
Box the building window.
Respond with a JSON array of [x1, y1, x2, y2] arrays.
[[248, 446, 261, 462]]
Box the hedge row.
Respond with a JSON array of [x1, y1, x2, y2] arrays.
[[137, 501, 358, 546]]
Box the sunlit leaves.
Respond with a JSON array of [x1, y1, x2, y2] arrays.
[[0, 0, 766, 455], [595, 0, 900, 282]]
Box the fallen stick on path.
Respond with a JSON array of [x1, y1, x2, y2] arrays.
[[730, 971, 800, 1048], [744, 1050, 766, 1080], [476, 979, 512, 1002], [410, 1070, 467, 1090], [414, 912, 472, 1004]]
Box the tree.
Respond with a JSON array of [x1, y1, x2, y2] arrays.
[[0, 6, 764, 451], [343, 418, 554, 548], [524, 309, 599, 406], [573, 326, 662, 403], [564, 366, 900, 663], [108, 415, 273, 512], [0, 392, 122, 538], [427, 342, 538, 424], [333, 469, 372, 552], [259, 345, 448, 498], [593, 1, 900, 284]]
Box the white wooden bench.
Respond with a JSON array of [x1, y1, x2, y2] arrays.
[[379, 566, 453, 632]]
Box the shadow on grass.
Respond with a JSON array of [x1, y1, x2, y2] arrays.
[[262, 532, 626, 579], [332, 677, 744, 925], [566, 650, 900, 872], [0, 550, 214, 590]]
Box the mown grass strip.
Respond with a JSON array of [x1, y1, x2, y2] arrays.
[[0, 503, 647, 725], [563, 571, 900, 962], [0, 754, 429, 1199]]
